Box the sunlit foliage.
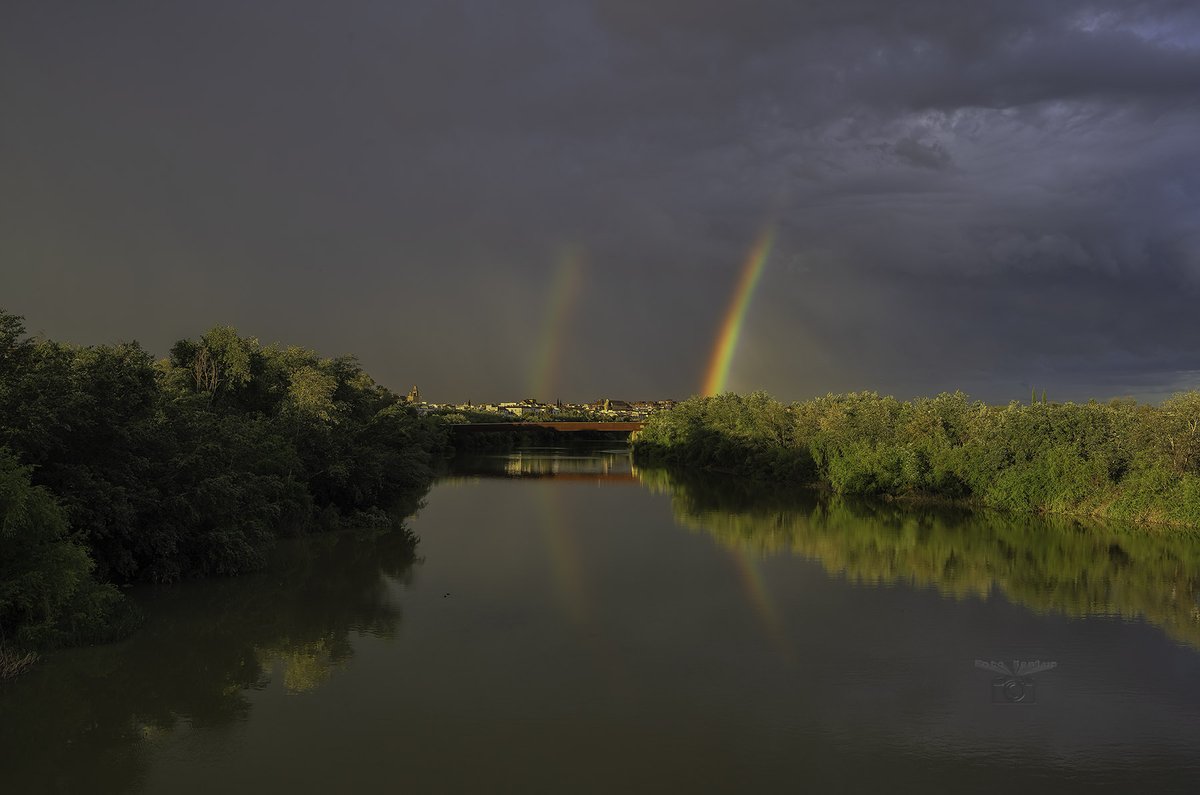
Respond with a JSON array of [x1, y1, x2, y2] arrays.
[[635, 390, 1200, 528]]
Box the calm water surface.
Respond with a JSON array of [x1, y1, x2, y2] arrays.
[[3, 444, 1200, 793]]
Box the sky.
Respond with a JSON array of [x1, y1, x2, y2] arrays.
[[3, 0, 1199, 404]]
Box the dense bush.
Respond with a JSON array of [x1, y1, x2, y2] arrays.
[[0, 309, 448, 657], [634, 390, 1200, 528], [0, 448, 123, 661], [631, 391, 815, 480]]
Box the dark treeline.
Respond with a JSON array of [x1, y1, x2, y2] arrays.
[[0, 310, 448, 670], [633, 390, 1200, 529]]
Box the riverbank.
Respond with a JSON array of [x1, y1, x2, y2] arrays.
[[0, 311, 448, 676], [632, 390, 1200, 530]]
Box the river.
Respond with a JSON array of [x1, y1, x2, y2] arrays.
[[3, 443, 1200, 792]]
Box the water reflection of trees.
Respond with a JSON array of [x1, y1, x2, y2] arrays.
[[451, 446, 636, 480], [638, 466, 1200, 648], [0, 526, 418, 793]]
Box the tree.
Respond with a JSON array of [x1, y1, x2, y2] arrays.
[[167, 326, 259, 406], [0, 447, 120, 650]]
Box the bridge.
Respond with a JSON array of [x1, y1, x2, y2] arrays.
[[450, 421, 644, 436]]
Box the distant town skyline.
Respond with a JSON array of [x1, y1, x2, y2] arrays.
[[403, 391, 677, 419], [4, 1, 1199, 404]]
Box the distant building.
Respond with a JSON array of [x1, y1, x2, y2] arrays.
[[406, 385, 421, 404]]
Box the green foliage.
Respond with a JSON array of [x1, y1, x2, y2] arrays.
[[0, 447, 121, 652], [634, 388, 1200, 528], [632, 391, 815, 479], [0, 309, 448, 663]]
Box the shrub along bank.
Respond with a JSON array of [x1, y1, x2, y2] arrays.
[[0, 310, 449, 671], [633, 390, 1200, 529]]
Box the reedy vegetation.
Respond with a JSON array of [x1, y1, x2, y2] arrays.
[[633, 390, 1200, 528], [0, 310, 448, 667]]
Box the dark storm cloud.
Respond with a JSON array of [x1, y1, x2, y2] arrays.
[[2, 0, 1198, 401]]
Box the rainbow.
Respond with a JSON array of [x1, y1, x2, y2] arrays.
[[701, 227, 775, 396], [530, 250, 585, 400]]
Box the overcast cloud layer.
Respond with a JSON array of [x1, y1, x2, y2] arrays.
[[3, 0, 1199, 402]]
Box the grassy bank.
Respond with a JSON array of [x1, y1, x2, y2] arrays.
[[632, 390, 1200, 529]]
